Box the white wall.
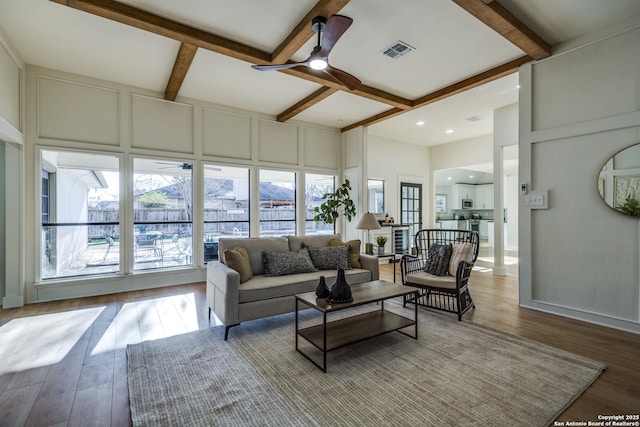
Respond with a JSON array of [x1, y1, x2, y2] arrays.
[[367, 134, 430, 224], [0, 27, 24, 308], [14, 65, 342, 304], [519, 18, 640, 333]]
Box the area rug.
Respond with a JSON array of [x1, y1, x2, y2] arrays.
[[127, 305, 605, 427]]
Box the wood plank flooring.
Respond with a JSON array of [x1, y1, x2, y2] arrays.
[[0, 264, 638, 426]]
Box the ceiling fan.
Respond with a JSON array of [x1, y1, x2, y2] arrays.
[[252, 15, 361, 91]]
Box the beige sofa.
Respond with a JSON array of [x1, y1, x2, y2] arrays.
[[206, 234, 379, 339]]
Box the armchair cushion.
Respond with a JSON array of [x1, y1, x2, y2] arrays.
[[423, 243, 452, 276], [406, 271, 457, 290], [329, 238, 361, 268], [262, 248, 318, 277], [449, 243, 475, 276], [223, 246, 253, 283]]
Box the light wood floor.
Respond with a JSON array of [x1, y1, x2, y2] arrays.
[[1, 264, 638, 426]]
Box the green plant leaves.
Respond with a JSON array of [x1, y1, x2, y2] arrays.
[[313, 179, 356, 225]]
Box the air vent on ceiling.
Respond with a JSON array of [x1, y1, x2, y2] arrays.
[[381, 41, 415, 59], [466, 115, 482, 122]]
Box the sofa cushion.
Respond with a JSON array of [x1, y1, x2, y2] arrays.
[[219, 237, 289, 275], [449, 243, 475, 276], [262, 248, 318, 276], [305, 244, 351, 270], [287, 234, 340, 252], [423, 243, 452, 276], [330, 238, 361, 268], [223, 246, 253, 283], [406, 271, 457, 290], [238, 268, 372, 303]]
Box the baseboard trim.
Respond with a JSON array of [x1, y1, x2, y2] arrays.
[[2, 294, 25, 308]]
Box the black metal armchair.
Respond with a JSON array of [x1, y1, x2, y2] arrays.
[[400, 229, 480, 320]]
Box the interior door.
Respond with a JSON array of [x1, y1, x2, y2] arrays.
[[400, 182, 422, 246]]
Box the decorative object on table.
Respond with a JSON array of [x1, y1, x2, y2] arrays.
[[313, 179, 357, 232], [315, 275, 330, 298], [356, 212, 381, 255], [376, 235, 388, 255], [326, 268, 353, 303]]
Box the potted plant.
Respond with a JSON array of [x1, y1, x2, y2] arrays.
[[313, 179, 357, 230], [376, 235, 388, 255]]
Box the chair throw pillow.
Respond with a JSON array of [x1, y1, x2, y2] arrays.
[[262, 247, 318, 277], [423, 243, 453, 276], [448, 243, 475, 276], [224, 246, 253, 283], [329, 238, 361, 268], [305, 244, 351, 270]]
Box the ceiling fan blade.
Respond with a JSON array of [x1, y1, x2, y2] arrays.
[[252, 62, 306, 71], [318, 15, 353, 57], [323, 65, 361, 90]]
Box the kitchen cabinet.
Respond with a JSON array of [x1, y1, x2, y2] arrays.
[[438, 220, 468, 230], [452, 184, 476, 209], [475, 184, 493, 209], [479, 220, 489, 239]]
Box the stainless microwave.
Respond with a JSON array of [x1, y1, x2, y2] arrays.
[[462, 199, 473, 209]]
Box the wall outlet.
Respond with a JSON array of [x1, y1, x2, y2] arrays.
[[177, 274, 186, 280], [525, 191, 549, 209]]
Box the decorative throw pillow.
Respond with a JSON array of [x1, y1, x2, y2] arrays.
[[262, 248, 318, 277], [329, 238, 361, 268], [423, 243, 453, 276], [448, 243, 475, 276], [224, 246, 253, 283], [305, 244, 351, 270]]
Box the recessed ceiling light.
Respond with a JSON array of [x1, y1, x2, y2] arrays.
[[445, 129, 454, 134], [517, 84, 521, 89], [447, 177, 452, 180], [416, 121, 425, 126], [469, 175, 474, 178]]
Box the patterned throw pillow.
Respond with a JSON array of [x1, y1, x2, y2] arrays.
[[305, 244, 351, 270], [448, 243, 475, 276], [262, 248, 318, 277], [329, 239, 361, 268], [423, 243, 453, 276]]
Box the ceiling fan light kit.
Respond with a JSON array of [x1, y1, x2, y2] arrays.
[[252, 14, 361, 91]]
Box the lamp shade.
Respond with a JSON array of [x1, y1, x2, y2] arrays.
[[356, 212, 381, 230]]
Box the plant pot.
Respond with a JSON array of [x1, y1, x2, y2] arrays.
[[377, 247, 385, 255]]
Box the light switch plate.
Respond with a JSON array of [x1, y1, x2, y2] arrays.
[[525, 191, 549, 209]]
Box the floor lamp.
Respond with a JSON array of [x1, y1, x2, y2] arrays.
[[356, 212, 381, 255]]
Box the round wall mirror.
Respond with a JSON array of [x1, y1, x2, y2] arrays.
[[598, 143, 640, 217]]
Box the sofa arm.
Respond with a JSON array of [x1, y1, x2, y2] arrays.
[[206, 261, 241, 326], [359, 254, 379, 281]]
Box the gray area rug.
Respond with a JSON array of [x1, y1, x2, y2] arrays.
[[127, 304, 605, 427]]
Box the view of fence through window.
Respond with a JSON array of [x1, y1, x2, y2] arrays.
[[38, 152, 339, 280], [203, 164, 250, 261], [40, 149, 121, 280], [133, 158, 193, 271]]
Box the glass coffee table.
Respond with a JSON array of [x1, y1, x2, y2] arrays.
[[295, 280, 418, 372]]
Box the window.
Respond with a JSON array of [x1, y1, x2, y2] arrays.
[[259, 170, 296, 237], [436, 194, 447, 213], [203, 164, 250, 262], [133, 158, 193, 271], [40, 149, 120, 280], [367, 179, 385, 214], [305, 173, 335, 235]]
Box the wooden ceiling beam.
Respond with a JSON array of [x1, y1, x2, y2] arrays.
[[52, 0, 271, 63], [341, 108, 405, 132], [452, 0, 551, 60], [412, 55, 531, 108], [342, 55, 531, 131], [280, 67, 412, 109], [277, 87, 338, 122], [164, 43, 197, 101], [271, 0, 351, 64]]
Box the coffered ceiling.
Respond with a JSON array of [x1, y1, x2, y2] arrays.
[[1, 0, 639, 146]]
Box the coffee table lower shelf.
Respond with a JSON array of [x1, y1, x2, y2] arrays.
[[298, 310, 415, 351]]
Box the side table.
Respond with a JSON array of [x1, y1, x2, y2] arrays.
[[370, 253, 399, 282]]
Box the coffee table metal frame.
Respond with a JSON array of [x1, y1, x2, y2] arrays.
[[295, 280, 418, 373]]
